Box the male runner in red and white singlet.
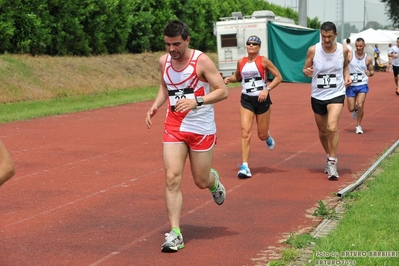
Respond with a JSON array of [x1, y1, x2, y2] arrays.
[[145, 20, 228, 253]]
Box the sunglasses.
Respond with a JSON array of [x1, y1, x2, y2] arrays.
[[246, 42, 260, 46]]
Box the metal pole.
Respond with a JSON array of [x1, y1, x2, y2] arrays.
[[363, 0, 366, 29], [341, 0, 344, 41], [298, 0, 307, 27]]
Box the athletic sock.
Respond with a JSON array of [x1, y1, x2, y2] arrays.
[[172, 227, 181, 236], [328, 157, 337, 162], [210, 174, 218, 193]]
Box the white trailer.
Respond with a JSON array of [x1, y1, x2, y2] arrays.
[[214, 10, 302, 78]]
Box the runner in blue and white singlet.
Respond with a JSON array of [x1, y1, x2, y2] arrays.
[[345, 37, 374, 135], [388, 37, 399, 95], [348, 51, 369, 86]]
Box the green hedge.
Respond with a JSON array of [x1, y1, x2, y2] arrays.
[[0, 0, 320, 56]]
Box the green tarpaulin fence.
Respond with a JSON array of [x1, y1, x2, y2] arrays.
[[267, 22, 320, 83]]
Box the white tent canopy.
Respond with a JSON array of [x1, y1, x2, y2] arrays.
[[348, 28, 394, 63], [379, 30, 399, 39], [377, 29, 399, 49]]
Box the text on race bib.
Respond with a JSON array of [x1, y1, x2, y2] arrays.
[[168, 88, 195, 111], [350, 72, 363, 83], [317, 74, 337, 89], [244, 77, 266, 93]]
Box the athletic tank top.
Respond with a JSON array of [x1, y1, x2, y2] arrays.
[[311, 42, 346, 100], [163, 50, 216, 135], [239, 56, 268, 96], [348, 51, 368, 86], [391, 45, 399, 67]]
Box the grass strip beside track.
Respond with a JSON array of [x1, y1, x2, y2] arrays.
[[269, 150, 399, 266], [0, 87, 158, 123]]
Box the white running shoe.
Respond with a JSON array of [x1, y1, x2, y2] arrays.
[[237, 165, 252, 179], [266, 135, 275, 150], [210, 168, 226, 205], [161, 230, 184, 252], [355, 125, 363, 134], [327, 160, 339, 180]]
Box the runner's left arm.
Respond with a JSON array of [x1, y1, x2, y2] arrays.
[[197, 53, 229, 105], [365, 55, 374, 77]]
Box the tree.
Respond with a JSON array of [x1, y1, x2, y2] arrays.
[[380, 0, 399, 28], [0, 0, 323, 55], [334, 23, 358, 41], [362, 21, 384, 31]]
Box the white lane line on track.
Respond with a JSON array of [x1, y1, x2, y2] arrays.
[[4, 169, 160, 228], [88, 181, 248, 266]]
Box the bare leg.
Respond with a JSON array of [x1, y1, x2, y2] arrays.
[[240, 106, 255, 163], [314, 113, 329, 155], [163, 143, 188, 229], [189, 146, 215, 189], [346, 96, 356, 112], [314, 103, 344, 158], [256, 108, 271, 141], [0, 140, 15, 187], [355, 93, 367, 126]]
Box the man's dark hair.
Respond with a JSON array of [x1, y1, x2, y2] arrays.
[[355, 37, 365, 43], [346, 38, 351, 44], [163, 20, 190, 40], [320, 21, 337, 33]]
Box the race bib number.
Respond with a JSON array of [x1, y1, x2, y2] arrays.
[[168, 88, 195, 111], [350, 72, 363, 83], [317, 74, 337, 89], [244, 77, 265, 93]]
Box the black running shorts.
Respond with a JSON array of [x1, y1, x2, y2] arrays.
[[240, 93, 272, 114], [393, 65, 399, 77], [311, 95, 345, 115]]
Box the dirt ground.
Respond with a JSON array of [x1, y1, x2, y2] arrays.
[[0, 52, 218, 103]]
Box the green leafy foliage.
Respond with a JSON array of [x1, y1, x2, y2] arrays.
[[0, 0, 321, 55], [380, 0, 399, 28]]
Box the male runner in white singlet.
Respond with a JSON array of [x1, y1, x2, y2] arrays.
[[388, 37, 399, 95], [145, 20, 228, 252], [303, 21, 352, 180], [346, 37, 374, 134]]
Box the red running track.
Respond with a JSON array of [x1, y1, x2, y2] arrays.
[[0, 72, 398, 266]]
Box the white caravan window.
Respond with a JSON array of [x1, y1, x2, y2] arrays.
[[221, 34, 237, 47]]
